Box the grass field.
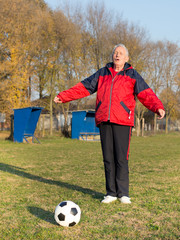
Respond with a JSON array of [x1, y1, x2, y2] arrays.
[[0, 132, 180, 239]]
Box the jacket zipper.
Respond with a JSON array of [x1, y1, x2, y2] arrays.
[[108, 72, 118, 120]]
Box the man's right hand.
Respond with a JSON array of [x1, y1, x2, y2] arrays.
[[54, 96, 62, 104]]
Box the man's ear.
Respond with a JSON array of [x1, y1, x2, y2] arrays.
[[126, 56, 129, 62]]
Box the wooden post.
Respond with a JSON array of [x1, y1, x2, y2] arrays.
[[42, 115, 45, 137]]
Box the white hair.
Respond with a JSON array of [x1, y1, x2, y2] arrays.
[[112, 44, 129, 60]]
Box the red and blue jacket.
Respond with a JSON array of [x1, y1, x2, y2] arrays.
[[57, 62, 164, 126]]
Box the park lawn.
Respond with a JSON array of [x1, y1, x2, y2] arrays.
[[0, 133, 179, 240]]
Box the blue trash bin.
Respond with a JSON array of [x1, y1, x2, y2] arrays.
[[71, 110, 99, 140], [13, 107, 43, 143]]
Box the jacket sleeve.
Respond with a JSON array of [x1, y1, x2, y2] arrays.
[[57, 82, 90, 103], [56, 70, 100, 103], [134, 71, 165, 113]]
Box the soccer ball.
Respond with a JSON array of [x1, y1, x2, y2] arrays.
[[54, 201, 81, 227]]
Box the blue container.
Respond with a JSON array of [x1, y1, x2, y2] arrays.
[[71, 111, 99, 140], [13, 107, 43, 143]]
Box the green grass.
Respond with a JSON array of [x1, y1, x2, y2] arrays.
[[0, 133, 180, 239]]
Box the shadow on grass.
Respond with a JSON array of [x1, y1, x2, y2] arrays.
[[27, 206, 57, 225], [0, 162, 103, 200]]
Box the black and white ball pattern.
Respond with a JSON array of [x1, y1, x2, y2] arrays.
[[54, 201, 81, 227]]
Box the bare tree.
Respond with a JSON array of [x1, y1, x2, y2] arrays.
[[143, 41, 166, 132], [159, 41, 180, 133], [85, 1, 113, 70]]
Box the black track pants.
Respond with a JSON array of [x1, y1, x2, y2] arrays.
[[99, 122, 132, 198]]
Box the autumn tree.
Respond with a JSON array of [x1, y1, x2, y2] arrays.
[[0, 0, 32, 113], [0, 0, 50, 115]]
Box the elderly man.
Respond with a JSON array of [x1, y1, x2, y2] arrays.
[[54, 44, 165, 204]]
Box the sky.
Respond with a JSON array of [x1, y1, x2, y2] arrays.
[[44, 0, 180, 45]]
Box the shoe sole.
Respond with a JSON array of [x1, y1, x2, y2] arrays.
[[101, 198, 117, 204]]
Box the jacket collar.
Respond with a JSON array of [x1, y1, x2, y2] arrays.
[[106, 62, 132, 72]]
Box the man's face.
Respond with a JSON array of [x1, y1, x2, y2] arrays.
[[113, 46, 129, 68]]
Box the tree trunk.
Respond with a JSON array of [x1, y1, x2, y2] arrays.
[[50, 94, 53, 136], [39, 75, 43, 99], [137, 117, 140, 137], [28, 76, 31, 100], [62, 104, 70, 137], [6, 115, 14, 141], [142, 118, 145, 137], [165, 116, 169, 134]]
